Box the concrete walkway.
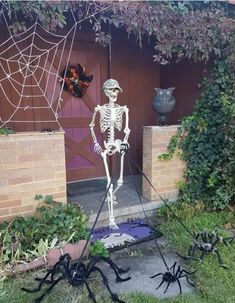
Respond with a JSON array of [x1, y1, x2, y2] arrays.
[[100, 239, 195, 299], [67, 175, 167, 226], [67, 178, 194, 299]]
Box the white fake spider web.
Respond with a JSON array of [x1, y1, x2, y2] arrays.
[[0, 4, 107, 131]]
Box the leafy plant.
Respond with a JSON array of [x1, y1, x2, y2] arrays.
[[159, 58, 235, 210], [0, 127, 15, 135], [158, 200, 205, 221], [27, 238, 58, 259], [3, 2, 235, 64], [89, 240, 109, 258], [158, 134, 181, 160], [0, 197, 89, 265]]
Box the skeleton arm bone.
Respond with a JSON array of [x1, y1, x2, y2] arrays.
[[122, 106, 130, 145], [89, 106, 103, 155]]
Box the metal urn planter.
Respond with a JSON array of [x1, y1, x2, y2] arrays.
[[152, 87, 176, 125]]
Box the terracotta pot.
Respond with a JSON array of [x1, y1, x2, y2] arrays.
[[46, 247, 61, 267], [15, 257, 45, 273], [47, 240, 89, 267], [14, 240, 89, 273]]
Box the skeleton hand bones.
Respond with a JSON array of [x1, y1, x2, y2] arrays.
[[103, 139, 129, 155]]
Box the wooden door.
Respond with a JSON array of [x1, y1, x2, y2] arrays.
[[56, 40, 108, 182]]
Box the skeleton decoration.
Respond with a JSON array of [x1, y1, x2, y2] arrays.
[[89, 79, 130, 229]]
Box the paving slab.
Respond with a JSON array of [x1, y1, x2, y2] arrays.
[[99, 240, 195, 299], [67, 175, 175, 227]]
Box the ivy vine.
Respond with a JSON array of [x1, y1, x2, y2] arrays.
[[160, 58, 235, 210], [2, 1, 235, 64]]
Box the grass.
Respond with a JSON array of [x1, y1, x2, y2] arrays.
[[160, 211, 235, 303], [1, 210, 235, 303]]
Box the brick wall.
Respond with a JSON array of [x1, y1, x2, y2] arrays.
[[142, 126, 185, 201], [0, 132, 67, 222]]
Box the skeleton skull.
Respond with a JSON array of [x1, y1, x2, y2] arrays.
[[103, 79, 122, 103]]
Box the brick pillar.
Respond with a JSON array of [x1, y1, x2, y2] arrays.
[[0, 132, 67, 222], [142, 126, 185, 201]]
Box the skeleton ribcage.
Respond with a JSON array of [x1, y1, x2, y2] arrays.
[[99, 104, 125, 133]]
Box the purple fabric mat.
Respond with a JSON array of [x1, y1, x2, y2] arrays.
[[91, 218, 162, 251]]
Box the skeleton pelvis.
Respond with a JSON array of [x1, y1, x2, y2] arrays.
[[104, 139, 122, 155]]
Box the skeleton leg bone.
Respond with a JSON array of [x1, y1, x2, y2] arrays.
[[113, 152, 125, 196], [101, 151, 118, 230]]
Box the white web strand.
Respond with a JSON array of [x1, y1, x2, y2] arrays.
[[0, 5, 109, 129]]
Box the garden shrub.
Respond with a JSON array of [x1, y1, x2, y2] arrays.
[[160, 59, 235, 210], [0, 196, 89, 264]]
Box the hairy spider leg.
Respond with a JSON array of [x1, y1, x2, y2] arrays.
[[34, 276, 64, 303], [22, 254, 72, 296], [177, 244, 200, 261], [175, 264, 182, 276], [150, 272, 163, 279], [92, 266, 126, 303], [180, 268, 197, 275], [178, 274, 196, 288], [84, 280, 98, 303], [209, 232, 217, 244], [223, 236, 235, 247], [189, 243, 200, 257], [22, 266, 61, 293], [102, 256, 131, 275], [170, 261, 177, 273], [213, 248, 227, 268], [201, 231, 210, 243], [156, 278, 165, 291], [176, 278, 182, 294], [91, 257, 131, 281], [164, 280, 171, 293], [199, 250, 206, 260], [173, 265, 184, 293], [189, 243, 202, 260], [211, 238, 220, 248]]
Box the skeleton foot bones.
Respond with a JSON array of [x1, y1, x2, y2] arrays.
[[90, 79, 130, 229]]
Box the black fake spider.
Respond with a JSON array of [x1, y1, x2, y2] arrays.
[[22, 253, 130, 303], [150, 261, 196, 294], [178, 231, 235, 268], [41, 128, 54, 132]]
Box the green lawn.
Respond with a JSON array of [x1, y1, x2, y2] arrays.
[[1, 210, 235, 303]]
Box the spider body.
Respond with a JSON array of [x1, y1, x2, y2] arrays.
[[150, 262, 195, 294], [22, 254, 130, 303], [178, 231, 235, 267]]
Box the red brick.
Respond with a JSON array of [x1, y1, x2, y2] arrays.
[[9, 176, 33, 185], [0, 214, 17, 222], [0, 200, 21, 209], [0, 208, 9, 216], [0, 195, 8, 201], [10, 205, 34, 214], [18, 154, 41, 162]]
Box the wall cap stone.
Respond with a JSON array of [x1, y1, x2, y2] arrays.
[[0, 131, 65, 138], [143, 125, 179, 131]]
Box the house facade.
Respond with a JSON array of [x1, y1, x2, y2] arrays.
[[0, 27, 205, 184]]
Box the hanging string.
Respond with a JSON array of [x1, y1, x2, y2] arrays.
[[74, 180, 112, 272], [128, 152, 196, 240], [108, 21, 112, 79], [126, 153, 170, 271]]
